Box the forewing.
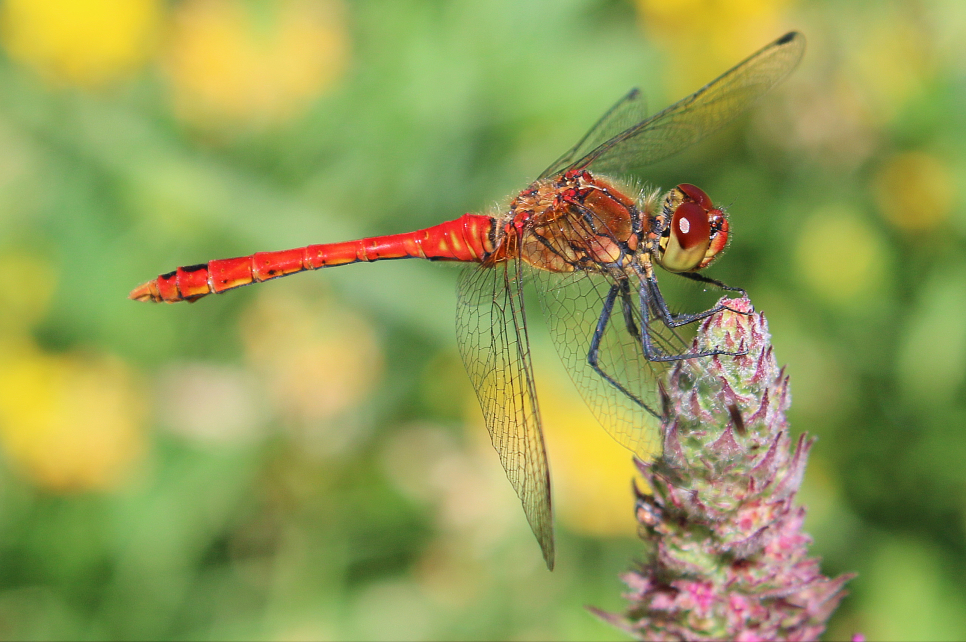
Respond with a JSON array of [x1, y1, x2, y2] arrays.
[[531, 266, 685, 461], [569, 32, 805, 178], [538, 88, 647, 180], [455, 260, 554, 570]]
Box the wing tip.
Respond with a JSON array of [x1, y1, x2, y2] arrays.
[[544, 547, 556, 571], [775, 31, 807, 60], [537, 524, 555, 570]]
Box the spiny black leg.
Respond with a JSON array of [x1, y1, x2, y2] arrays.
[[675, 272, 754, 319], [618, 279, 640, 339], [645, 274, 737, 329], [587, 283, 654, 415], [676, 270, 746, 296], [638, 278, 746, 361]]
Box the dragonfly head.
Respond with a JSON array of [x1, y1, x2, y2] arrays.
[[655, 183, 730, 273]]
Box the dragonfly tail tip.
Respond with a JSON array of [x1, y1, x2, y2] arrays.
[[129, 280, 161, 303]]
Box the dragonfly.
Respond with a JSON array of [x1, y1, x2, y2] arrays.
[[131, 32, 805, 570]]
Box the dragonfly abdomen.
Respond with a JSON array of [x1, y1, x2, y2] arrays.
[[130, 213, 496, 303]]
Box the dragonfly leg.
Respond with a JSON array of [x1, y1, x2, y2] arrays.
[[645, 274, 742, 329], [675, 271, 751, 300], [638, 279, 746, 361], [587, 283, 656, 416], [618, 279, 641, 339]]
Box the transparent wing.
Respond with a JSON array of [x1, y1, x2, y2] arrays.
[[551, 31, 805, 179], [512, 193, 689, 459], [530, 265, 687, 461], [455, 259, 554, 570], [538, 88, 647, 180]]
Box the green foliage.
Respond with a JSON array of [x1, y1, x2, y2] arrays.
[[0, 0, 965, 639]]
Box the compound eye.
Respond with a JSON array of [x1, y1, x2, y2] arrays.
[[660, 201, 712, 272], [677, 183, 713, 210]]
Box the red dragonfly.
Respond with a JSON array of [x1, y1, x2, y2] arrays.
[[132, 32, 805, 570]]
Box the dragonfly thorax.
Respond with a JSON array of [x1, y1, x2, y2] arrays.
[[491, 169, 645, 274]]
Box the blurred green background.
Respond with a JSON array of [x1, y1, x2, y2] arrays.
[[0, 0, 963, 639]]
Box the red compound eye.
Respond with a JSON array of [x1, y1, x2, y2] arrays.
[[671, 201, 711, 251], [677, 183, 713, 210], [658, 201, 713, 272]]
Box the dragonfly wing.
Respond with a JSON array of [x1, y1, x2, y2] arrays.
[[530, 264, 687, 461], [518, 200, 689, 459], [538, 88, 647, 180], [573, 31, 805, 178], [456, 259, 554, 570]]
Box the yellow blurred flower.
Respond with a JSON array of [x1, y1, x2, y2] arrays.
[[0, 250, 56, 335], [537, 376, 642, 538], [0, 0, 163, 88], [0, 345, 146, 491], [635, 0, 794, 95], [0, 250, 146, 492], [874, 151, 956, 233], [458, 363, 643, 538], [794, 205, 890, 308], [845, 14, 935, 126], [240, 289, 382, 441], [165, 0, 348, 129], [458, 368, 639, 539]]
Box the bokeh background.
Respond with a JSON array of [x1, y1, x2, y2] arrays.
[[0, 0, 963, 639]]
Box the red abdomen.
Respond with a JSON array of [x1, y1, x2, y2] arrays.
[[130, 214, 496, 303]]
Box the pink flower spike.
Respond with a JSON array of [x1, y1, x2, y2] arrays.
[[593, 297, 854, 641]]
